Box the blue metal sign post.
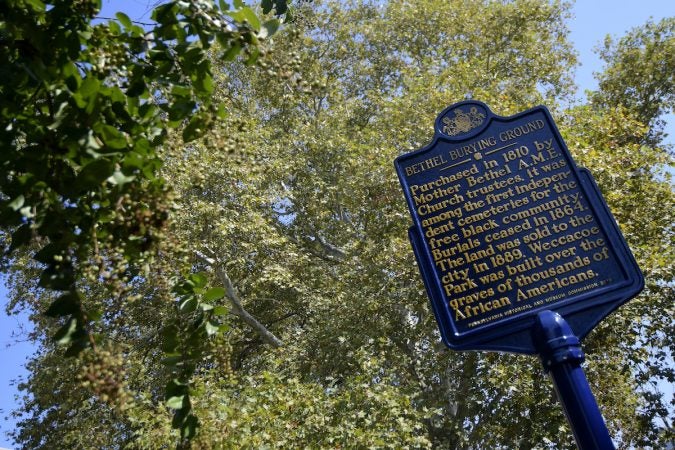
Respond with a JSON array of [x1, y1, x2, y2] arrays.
[[394, 101, 643, 449], [534, 310, 615, 449]]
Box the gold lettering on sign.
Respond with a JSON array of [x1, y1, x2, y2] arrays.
[[405, 154, 449, 176], [404, 113, 616, 328], [498, 120, 546, 142]]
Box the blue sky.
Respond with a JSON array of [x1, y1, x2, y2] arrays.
[[1, 1, 674, 448]]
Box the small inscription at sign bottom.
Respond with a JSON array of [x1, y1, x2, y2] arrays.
[[395, 101, 642, 352]]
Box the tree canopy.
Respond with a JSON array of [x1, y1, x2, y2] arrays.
[[2, 0, 674, 448]]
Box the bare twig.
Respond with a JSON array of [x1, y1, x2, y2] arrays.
[[94, 16, 156, 27]]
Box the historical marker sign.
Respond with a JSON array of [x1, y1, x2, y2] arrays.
[[395, 101, 643, 353]]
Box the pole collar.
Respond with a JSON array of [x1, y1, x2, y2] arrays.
[[533, 310, 585, 371]]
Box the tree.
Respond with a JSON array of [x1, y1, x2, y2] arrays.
[[591, 17, 675, 145], [4, 0, 674, 448], [1, 0, 288, 442], [575, 17, 675, 445]]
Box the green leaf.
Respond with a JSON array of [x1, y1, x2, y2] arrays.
[[241, 7, 261, 32], [179, 296, 199, 313], [151, 2, 177, 23], [205, 320, 220, 336], [63, 342, 89, 358], [215, 103, 228, 119], [261, 0, 274, 14], [54, 317, 78, 345], [162, 355, 183, 367], [188, 272, 208, 288], [79, 76, 100, 98], [45, 292, 80, 317], [203, 287, 226, 302], [166, 395, 187, 409], [168, 99, 197, 121], [85, 308, 102, 322], [64, 339, 89, 357], [126, 67, 147, 97], [75, 159, 115, 191], [165, 378, 189, 398], [133, 138, 151, 155], [116, 12, 132, 29], [127, 78, 147, 97], [108, 19, 121, 35], [274, 0, 288, 15], [229, 7, 260, 32], [171, 84, 192, 97], [24, 0, 45, 11], [62, 62, 80, 91], [245, 47, 260, 65], [95, 124, 128, 150], [9, 224, 32, 253], [161, 326, 179, 353], [180, 414, 198, 439], [195, 73, 214, 95], [8, 195, 25, 211], [39, 265, 75, 290], [47, 102, 70, 130], [19, 206, 33, 219], [107, 170, 135, 186], [259, 19, 280, 40], [213, 305, 229, 316], [221, 43, 242, 61], [72, 93, 86, 109], [34, 242, 66, 264], [182, 114, 207, 142]]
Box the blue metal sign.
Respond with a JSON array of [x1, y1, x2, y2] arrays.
[[395, 101, 643, 353]]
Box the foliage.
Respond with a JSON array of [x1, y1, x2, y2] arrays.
[[0, 0, 287, 441], [592, 17, 675, 145], [185, 361, 433, 449], [3, 0, 674, 448], [0, 0, 283, 347]]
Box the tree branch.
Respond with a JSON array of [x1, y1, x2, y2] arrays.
[[195, 250, 283, 348]]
